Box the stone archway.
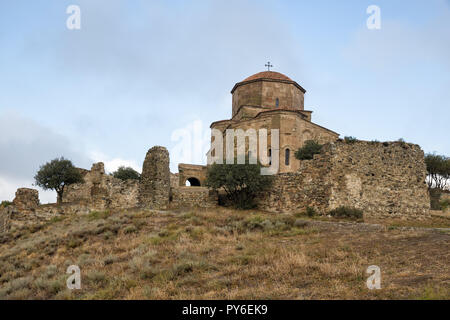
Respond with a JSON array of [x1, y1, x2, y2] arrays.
[[185, 177, 201, 187]]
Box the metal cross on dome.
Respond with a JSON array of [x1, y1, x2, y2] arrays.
[[265, 61, 273, 71]]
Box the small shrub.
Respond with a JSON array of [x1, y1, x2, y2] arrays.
[[87, 210, 111, 220], [329, 206, 363, 220], [306, 206, 317, 217], [171, 262, 194, 278], [87, 271, 107, 285], [295, 140, 323, 160], [429, 189, 441, 210], [0, 201, 13, 208], [440, 199, 450, 211], [344, 136, 357, 144], [123, 225, 137, 234]]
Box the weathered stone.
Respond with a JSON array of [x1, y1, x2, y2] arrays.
[[258, 141, 430, 219], [0, 205, 14, 233], [64, 162, 139, 210], [139, 146, 170, 209], [170, 187, 218, 208], [13, 188, 39, 214], [178, 164, 207, 186]]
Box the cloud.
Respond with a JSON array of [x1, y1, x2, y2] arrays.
[[0, 111, 92, 202], [89, 150, 141, 174], [342, 4, 450, 71]]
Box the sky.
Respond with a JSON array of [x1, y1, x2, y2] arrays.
[[0, 0, 449, 203]]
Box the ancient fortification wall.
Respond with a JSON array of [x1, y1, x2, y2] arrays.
[[258, 141, 430, 218], [170, 187, 218, 209], [13, 188, 39, 214], [139, 146, 170, 209], [0, 206, 12, 233], [64, 162, 139, 210]]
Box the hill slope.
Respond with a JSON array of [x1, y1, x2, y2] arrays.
[[0, 208, 449, 299]]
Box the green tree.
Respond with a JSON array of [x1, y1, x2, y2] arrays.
[[112, 166, 140, 181], [425, 153, 450, 190], [34, 157, 83, 204], [205, 161, 273, 209], [295, 140, 323, 160]]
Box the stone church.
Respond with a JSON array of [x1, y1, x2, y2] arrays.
[[178, 70, 339, 185]]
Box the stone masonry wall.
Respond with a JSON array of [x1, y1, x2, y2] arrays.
[[170, 187, 218, 209], [257, 151, 332, 213], [64, 162, 139, 211], [139, 146, 170, 209], [326, 141, 430, 218], [13, 188, 39, 214], [0, 206, 13, 233], [258, 141, 430, 218]]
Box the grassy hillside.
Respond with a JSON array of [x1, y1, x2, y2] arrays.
[[0, 208, 449, 300]]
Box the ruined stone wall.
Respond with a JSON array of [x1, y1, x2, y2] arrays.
[[64, 162, 139, 211], [257, 151, 332, 213], [178, 164, 207, 186], [170, 173, 179, 189], [13, 188, 39, 214], [170, 187, 218, 209], [326, 141, 430, 218], [0, 206, 12, 233], [139, 146, 170, 209], [258, 141, 430, 218]]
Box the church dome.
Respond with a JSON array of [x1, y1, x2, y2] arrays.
[[243, 71, 293, 82], [231, 70, 305, 94], [231, 70, 306, 117]]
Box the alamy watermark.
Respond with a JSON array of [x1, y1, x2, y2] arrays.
[[367, 5, 381, 30], [66, 265, 81, 290], [366, 265, 381, 290], [66, 5, 81, 30]]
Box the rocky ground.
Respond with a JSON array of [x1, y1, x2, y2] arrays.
[[0, 208, 449, 299]]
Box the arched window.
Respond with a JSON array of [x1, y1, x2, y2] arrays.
[[268, 148, 272, 165], [285, 148, 290, 166], [275, 98, 279, 108]]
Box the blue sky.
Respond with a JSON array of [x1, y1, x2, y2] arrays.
[[1, 0, 449, 202]]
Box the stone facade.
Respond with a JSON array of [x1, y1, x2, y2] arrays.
[[139, 146, 171, 209], [211, 71, 339, 173], [64, 162, 139, 210], [170, 187, 218, 208], [258, 141, 430, 218], [13, 188, 39, 214]]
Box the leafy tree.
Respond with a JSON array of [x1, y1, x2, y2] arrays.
[[295, 140, 323, 160], [34, 157, 83, 204], [112, 166, 140, 181], [205, 161, 273, 209], [425, 153, 450, 190]]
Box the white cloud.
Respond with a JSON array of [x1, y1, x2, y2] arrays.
[[0, 111, 91, 203], [342, 5, 450, 71], [89, 150, 141, 174], [0, 176, 55, 204]]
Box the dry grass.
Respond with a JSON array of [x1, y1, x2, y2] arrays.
[[0, 207, 448, 300]]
